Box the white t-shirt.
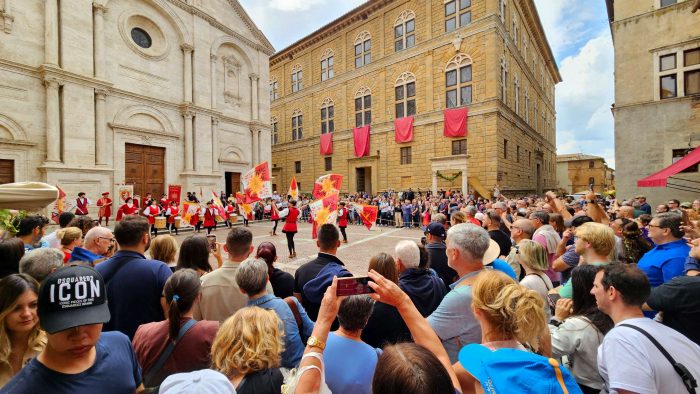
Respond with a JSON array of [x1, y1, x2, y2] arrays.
[[520, 272, 553, 321], [598, 317, 700, 394]]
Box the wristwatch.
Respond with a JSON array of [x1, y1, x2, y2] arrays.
[[307, 336, 326, 350]]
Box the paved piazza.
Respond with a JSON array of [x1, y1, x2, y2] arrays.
[[165, 221, 424, 276]]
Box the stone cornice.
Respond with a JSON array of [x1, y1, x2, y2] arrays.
[[39, 64, 113, 91], [519, 0, 562, 83], [108, 122, 182, 139], [0, 138, 36, 147]]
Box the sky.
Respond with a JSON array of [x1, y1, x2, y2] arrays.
[[239, 0, 616, 168]]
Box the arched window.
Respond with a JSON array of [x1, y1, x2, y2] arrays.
[[354, 87, 371, 127], [524, 86, 530, 123], [512, 14, 519, 46], [500, 57, 508, 104], [355, 31, 371, 68], [291, 64, 302, 93], [394, 11, 416, 52], [291, 109, 303, 141], [395, 72, 416, 118], [500, 0, 507, 23], [271, 116, 279, 145], [321, 49, 334, 82], [444, 0, 472, 32], [514, 74, 520, 114], [321, 98, 334, 134], [445, 54, 472, 108], [269, 77, 278, 102]]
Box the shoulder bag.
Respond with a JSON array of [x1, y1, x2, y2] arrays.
[[142, 319, 198, 393]]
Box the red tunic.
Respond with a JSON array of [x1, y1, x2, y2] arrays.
[[75, 198, 89, 215], [338, 208, 348, 227], [203, 208, 217, 228], [116, 204, 139, 221], [270, 204, 280, 221], [282, 207, 299, 233], [189, 206, 201, 226], [143, 206, 161, 225], [166, 207, 178, 224], [97, 197, 112, 218]]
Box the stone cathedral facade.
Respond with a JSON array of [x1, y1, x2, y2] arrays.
[[0, 0, 272, 202]]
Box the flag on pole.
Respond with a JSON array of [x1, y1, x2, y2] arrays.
[[181, 202, 199, 225], [352, 203, 379, 230], [312, 174, 343, 199], [288, 176, 299, 201], [236, 192, 254, 218], [243, 161, 272, 202], [211, 190, 226, 217], [51, 185, 68, 223], [309, 192, 339, 239]]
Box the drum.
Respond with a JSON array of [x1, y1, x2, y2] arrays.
[[229, 213, 238, 224], [174, 216, 182, 228], [215, 215, 223, 222], [155, 216, 166, 229]]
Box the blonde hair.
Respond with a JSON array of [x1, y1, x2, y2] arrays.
[[150, 234, 178, 264], [472, 270, 546, 351], [56, 227, 82, 247], [575, 222, 615, 257], [517, 240, 549, 272], [450, 211, 466, 225], [211, 307, 283, 376], [0, 275, 46, 373]]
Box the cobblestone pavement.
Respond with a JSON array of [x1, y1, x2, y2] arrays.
[[165, 220, 425, 275]]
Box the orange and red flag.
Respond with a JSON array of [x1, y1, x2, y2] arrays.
[[310, 192, 339, 239], [312, 174, 343, 199], [242, 161, 272, 202], [353, 203, 378, 230], [288, 176, 299, 201]]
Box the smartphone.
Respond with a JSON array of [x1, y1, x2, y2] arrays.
[[336, 276, 374, 296], [206, 234, 217, 251]]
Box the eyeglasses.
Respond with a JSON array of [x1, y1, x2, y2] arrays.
[[98, 237, 116, 243], [648, 224, 664, 229]]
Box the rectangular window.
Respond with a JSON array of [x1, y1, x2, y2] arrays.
[[589, 160, 595, 169], [355, 94, 371, 127], [446, 65, 472, 108], [452, 139, 467, 155], [660, 74, 677, 98], [325, 157, 332, 171], [400, 147, 412, 164], [686, 49, 700, 67], [356, 39, 371, 68], [516, 146, 520, 162], [588, 177, 595, 186], [272, 121, 278, 145], [660, 54, 676, 71], [321, 105, 334, 134], [321, 57, 334, 81], [269, 81, 278, 102], [396, 81, 416, 118], [503, 139, 508, 159], [686, 70, 700, 95], [295, 161, 301, 173], [528, 151, 531, 166], [395, 18, 415, 52], [445, 0, 471, 32], [660, 0, 677, 7], [292, 114, 303, 140], [657, 47, 700, 100], [673, 149, 698, 172], [292, 71, 302, 93]]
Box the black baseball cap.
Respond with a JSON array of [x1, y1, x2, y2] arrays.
[[423, 221, 447, 238], [38, 265, 111, 334]]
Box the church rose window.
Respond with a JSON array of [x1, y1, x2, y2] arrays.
[[131, 27, 152, 49]]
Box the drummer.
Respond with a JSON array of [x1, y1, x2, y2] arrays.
[[143, 199, 161, 237], [224, 201, 236, 228], [203, 201, 218, 235], [165, 201, 179, 235]]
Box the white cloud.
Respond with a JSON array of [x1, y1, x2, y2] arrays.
[[268, 0, 326, 12]]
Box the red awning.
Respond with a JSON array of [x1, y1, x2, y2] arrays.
[[637, 146, 700, 187]]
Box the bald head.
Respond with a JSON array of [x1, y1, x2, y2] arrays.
[[618, 206, 634, 219], [511, 219, 534, 242], [84, 226, 114, 255]]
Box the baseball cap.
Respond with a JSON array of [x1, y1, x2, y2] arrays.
[[160, 370, 236, 394], [423, 221, 446, 238], [458, 344, 580, 394], [38, 265, 111, 334]]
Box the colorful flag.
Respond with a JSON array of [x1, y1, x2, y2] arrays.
[[288, 176, 299, 201], [211, 190, 226, 217], [51, 186, 68, 223], [168, 185, 182, 205], [312, 174, 343, 199], [117, 184, 133, 205], [353, 203, 379, 230], [243, 161, 272, 202], [181, 201, 199, 225], [309, 192, 339, 239], [236, 192, 253, 218]]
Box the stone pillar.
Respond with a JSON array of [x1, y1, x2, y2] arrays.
[[251, 127, 259, 165], [210, 54, 217, 109], [211, 117, 219, 172], [92, 2, 106, 78], [44, 0, 59, 65], [182, 44, 193, 103], [183, 111, 194, 171], [461, 170, 468, 195], [95, 89, 108, 166], [2, 0, 14, 34], [249, 73, 259, 120], [44, 77, 61, 162], [432, 170, 438, 196]]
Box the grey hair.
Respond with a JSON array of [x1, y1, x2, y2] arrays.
[[84, 226, 112, 246], [19, 248, 64, 283], [446, 223, 490, 260], [654, 212, 684, 238], [337, 295, 375, 331], [465, 206, 477, 216], [235, 258, 269, 296], [529, 210, 549, 224], [431, 213, 447, 224], [394, 240, 420, 269]]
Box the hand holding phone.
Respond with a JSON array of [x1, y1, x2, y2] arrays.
[[206, 234, 217, 251], [336, 276, 374, 296]]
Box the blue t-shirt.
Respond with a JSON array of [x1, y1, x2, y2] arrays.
[[637, 239, 689, 288], [1, 332, 141, 394], [324, 333, 380, 394], [95, 250, 172, 339]]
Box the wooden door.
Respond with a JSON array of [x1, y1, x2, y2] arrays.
[[0, 160, 14, 185], [125, 144, 165, 197]]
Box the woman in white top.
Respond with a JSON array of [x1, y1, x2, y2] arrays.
[[548, 265, 613, 394], [517, 240, 553, 321]]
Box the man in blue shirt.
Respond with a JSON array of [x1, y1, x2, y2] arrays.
[[637, 212, 689, 288], [2, 265, 142, 393], [96, 215, 171, 339], [14, 214, 50, 252]]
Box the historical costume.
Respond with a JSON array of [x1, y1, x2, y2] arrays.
[[338, 202, 349, 243], [143, 201, 161, 237], [203, 202, 218, 235], [75, 193, 89, 216], [96, 192, 112, 225]]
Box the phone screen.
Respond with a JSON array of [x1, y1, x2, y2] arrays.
[[206, 235, 217, 251], [336, 277, 374, 296]]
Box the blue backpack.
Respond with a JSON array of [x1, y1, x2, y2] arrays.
[[303, 262, 352, 304]]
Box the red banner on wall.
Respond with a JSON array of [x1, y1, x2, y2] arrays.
[[394, 116, 414, 143], [353, 126, 370, 157], [320, 133, 333, 155], [443, 108, 468, 137], [168, 184, 182, 204]]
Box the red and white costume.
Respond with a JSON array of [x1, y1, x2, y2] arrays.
[[203, 207, 217, 228], [75, 197, 89, 215], [143, 205, 161, 225]]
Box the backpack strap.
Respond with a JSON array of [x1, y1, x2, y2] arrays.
[[143, 319, 198, 388], [619, 324, 697, 393], [284, 297, 303, 333]]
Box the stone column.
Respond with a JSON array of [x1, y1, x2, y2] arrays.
[[183, 111, 194, 171], [210, 54, 217, 109], [44, 0, 59, 65], [182, 44, 194, 103], [211, 117, 219, 172], [461, 170, 468, 195], [432, 170, 438, 196], [92, 2, 106, 78], [44, 77, 61, 162], [2, 0, 14, 34], [251, 127, 259, 165], [95, 89, 108, 166], [249, 73, 259, 120]]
